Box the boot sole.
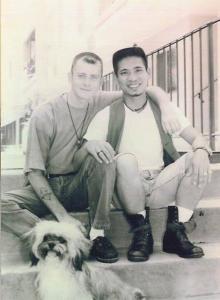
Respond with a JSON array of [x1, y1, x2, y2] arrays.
[[163, 248, 204, 258], [127, 255, 150, 262], [127, 248, 153, 262], [95, 257, 119, 263]]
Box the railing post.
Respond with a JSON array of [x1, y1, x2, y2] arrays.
[[208, 23, 215, 150]]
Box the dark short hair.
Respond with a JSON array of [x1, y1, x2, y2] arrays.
[[71, 52, 103, 76], [112, 47, 148, 75]]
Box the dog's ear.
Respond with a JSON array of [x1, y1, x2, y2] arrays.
[[72, 250, 84, 271], [22, 226, 39, 265]]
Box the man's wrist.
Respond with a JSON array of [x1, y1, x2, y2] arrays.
[[193, 146, 212, 157]]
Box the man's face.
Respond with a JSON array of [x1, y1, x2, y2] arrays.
[[71, 58, 102, 101], [116, 56, 148, 97]]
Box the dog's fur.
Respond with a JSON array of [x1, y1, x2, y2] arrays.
[[27, 220, 146, 300]]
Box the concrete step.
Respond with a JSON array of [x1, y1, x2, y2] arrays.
[[2, 199, 220, 268], [2, 243, 220, 300], [203, 164, 220, 198], [154, 295, 220, 300], [1, 149, 25, 169], [1, 169, 24, 193]]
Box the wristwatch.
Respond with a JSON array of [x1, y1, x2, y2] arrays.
[[193, 146, 212, 157]]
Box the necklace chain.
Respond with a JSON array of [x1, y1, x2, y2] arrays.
[[66, 97, 89, 147], [124, 97, 148, 112]]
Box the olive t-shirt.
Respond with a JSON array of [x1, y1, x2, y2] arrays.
[[24, 91, 120, 175]]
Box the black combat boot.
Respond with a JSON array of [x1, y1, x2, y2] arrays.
[[163, 206, 204, 258], [127, 207, 154, 262], [90, 236, 119, 263]]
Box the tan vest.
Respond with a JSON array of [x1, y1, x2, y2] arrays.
[[106, 98, 180, 166]]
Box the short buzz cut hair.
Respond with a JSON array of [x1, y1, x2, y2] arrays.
[[112, 47, 148, 75], [71, 52, 103, 76]]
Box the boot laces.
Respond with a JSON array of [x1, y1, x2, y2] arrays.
[[133, 229, 151, 245]]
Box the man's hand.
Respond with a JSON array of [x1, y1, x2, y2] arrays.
[[146, 86, 181, 134], [160, 104, 181, 134], [84, 140, 115, 164], [61, 215, 87, 235], [190, 149, 212, 188]]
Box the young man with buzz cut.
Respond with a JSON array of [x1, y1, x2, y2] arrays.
[[2, 51, 180, 264], [85, 46, 212, 262]]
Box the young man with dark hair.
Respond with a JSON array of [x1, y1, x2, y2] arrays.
[[2, 51, 177, 264], [85, 47, 211, 262]]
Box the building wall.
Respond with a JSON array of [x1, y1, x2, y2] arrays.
[[2, 0, 100, 146]]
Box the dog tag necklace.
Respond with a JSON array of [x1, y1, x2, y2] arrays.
[[66, 99, 89, 148]]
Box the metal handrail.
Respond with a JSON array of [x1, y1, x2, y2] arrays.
[[147, 19, 220, 56]]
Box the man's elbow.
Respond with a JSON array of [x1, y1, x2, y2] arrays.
[[27, 169, 45, 181]]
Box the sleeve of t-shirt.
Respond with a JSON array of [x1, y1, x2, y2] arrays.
[[24, 106, 54, 174], [171, 105, 191, 136], [85, 107, 109, 141], [93, 91, 122, 112]]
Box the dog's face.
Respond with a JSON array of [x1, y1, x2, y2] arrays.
[[27, 220, 92, 270], [37, 233, 68, 259]]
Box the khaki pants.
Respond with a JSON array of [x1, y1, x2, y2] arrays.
[[112, 153, 207, 211], [144, 152, 207, 210]]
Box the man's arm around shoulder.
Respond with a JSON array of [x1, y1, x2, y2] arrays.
[[146, 86, 181, 134]]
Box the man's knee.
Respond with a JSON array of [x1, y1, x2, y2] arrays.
[[86, 155, 116, 177], [1, 191, 23, 212], [116, 153, 138, 176], [1, 192, 14, 207], [173, 152, 194, 175]]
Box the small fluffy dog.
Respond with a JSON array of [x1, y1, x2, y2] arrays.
[[27, 220, 146, 300]]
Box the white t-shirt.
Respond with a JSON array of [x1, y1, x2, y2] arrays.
[[85, 102, 190, 170]]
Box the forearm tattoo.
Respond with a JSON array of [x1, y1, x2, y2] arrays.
[[39, 187, 53, 201]]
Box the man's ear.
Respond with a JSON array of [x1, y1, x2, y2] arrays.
[[146, 67, 151, 78], [99, 76, 104, 89]]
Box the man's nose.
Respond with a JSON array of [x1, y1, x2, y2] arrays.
[[127, 72, 137, 81], [82, 77, 91, 87]]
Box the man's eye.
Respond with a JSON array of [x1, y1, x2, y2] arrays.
[[135, 69, 143, 73], [78, 74, 86, 78], [120, 71, 128, 76], [90, 75, 99, 80]]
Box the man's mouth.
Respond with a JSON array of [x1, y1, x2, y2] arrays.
[[80, 88, 91, 92], [128, 83, 140, 89]]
